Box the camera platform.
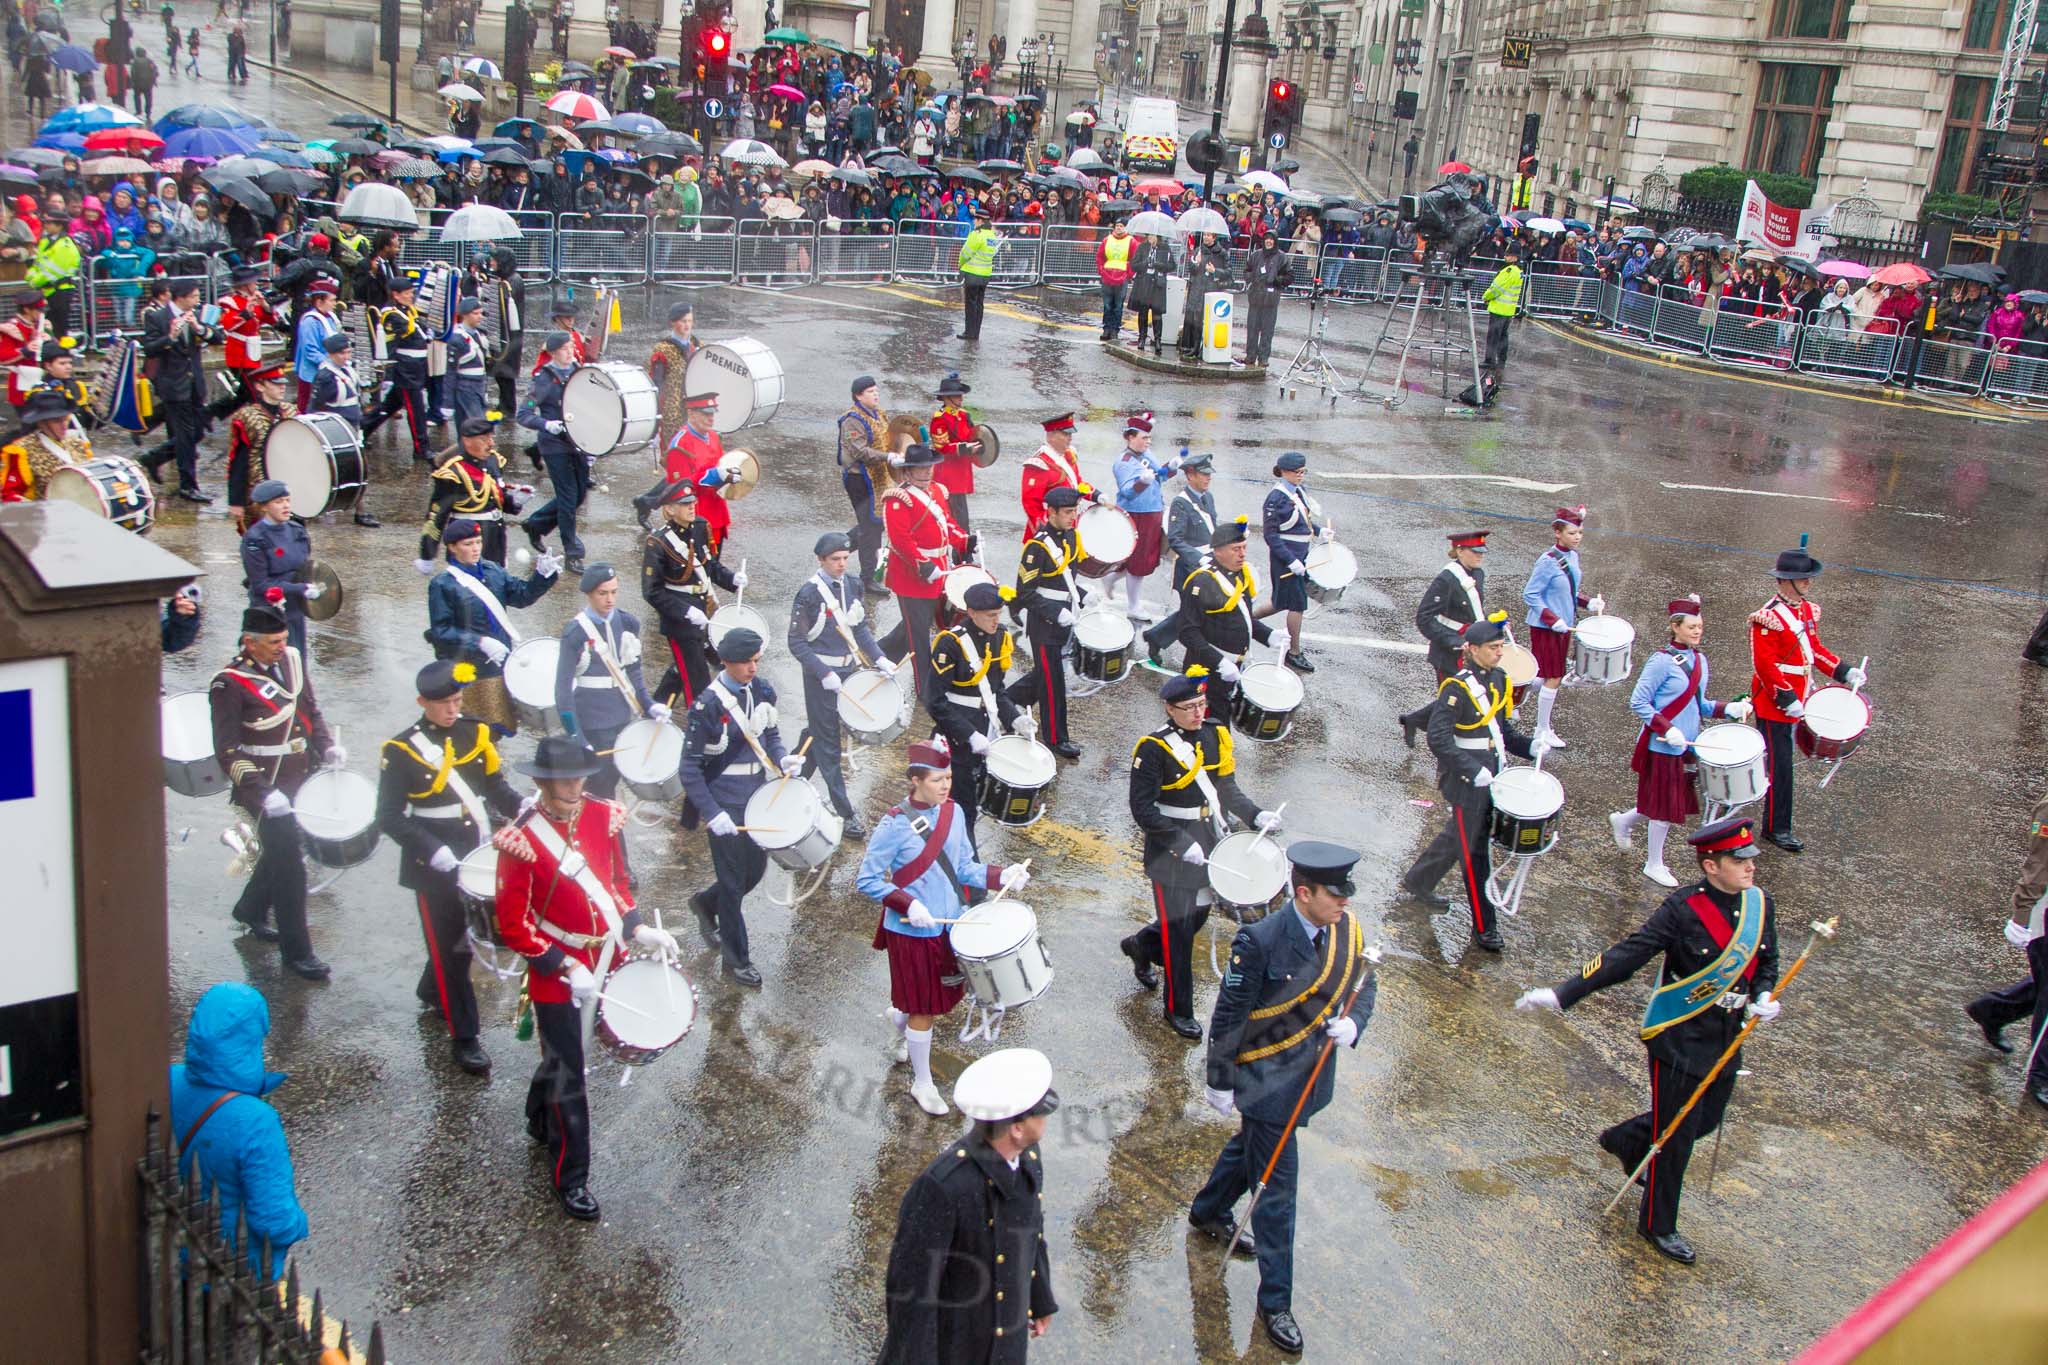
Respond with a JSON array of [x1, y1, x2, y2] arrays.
[[1102, 339, 1269, 380]]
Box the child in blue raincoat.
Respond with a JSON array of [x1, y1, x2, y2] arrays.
[[98, 226, 155, 328]]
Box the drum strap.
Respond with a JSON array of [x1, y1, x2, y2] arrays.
[[447, 565, 523, 644], [1448, 673, 1506, 768], [955, 631, 1004, 727], [521, 812, 624, 942], [1769, 600, 1814, 666], [890, 799, 957, 894], [1274, 482, 1316, 541], [811, 573, 870, 663], [575, 613, 644, 718], [710, 678, 775, 765], [1650, 649, 1704, 731], [407, 730, 490, 833], [1639, 888, 1763, 1039], [1443, 561, 1485, 627], [1032, 445, 1082, 488], [1197, 567, 1256, 646], [1036, 529, 1081, 606], [1161, 731, 1226, 835], [1548, 545, 1579, 600], [1174, 490, 1215, 534]]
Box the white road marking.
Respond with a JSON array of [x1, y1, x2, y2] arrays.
[[1319, 472, 1578, 494], [1658, 482, 1948, 519], [1301, 632, 1430, 655]]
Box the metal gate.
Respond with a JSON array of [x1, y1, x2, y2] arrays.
[[650, 218, 739, 284]]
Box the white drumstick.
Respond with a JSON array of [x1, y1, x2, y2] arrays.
[[982, 856, 1032, 908], [1851, 655, 1868, 695], [1247, 801, 1288, 854], [595, 990, 655, 1020], [736, 558, 747, 608]]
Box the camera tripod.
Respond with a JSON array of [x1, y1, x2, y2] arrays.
[[1354, 264, 1489, 411], [1278, 284, 1345, 400]]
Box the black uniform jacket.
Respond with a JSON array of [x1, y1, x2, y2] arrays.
[[1206, 906, 1375, 1124], [375, 715, 524, 891], [1130, 718, 1260, 887]]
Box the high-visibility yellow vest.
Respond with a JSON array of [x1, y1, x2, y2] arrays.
[[958, 228, 997, 277], [1101, 233, 1132, 273]]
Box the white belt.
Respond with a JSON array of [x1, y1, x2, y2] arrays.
[[1714, 991, 1749, 1011], [1279, 532, 1311, 543], [241, 739, 307, 756], [1156, 802, 1209, 819], [456, 366, 487, 377], [409, 802, 464, 819], [573, 676, 617, 689], [719, 761, 763, 776], [1453, 736, 1495, 750], [814, 653, 854, 668], [538, 918, 604, 950], [947, 693, 984, 709], [1435, 614, 1468, 632], [459, 508, 503, 521], [393, 346, 429, 358], [1778, 664, 1809, 675], [664, 582, 709, 594], [1037, 589, 1071, 602]]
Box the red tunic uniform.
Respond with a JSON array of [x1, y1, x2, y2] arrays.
[[494, 798, 636, 1005], [530, 327, 591, 374], [882, 480, 968, 598], [217, 289, 275, 375], [0, 316, 47, 405], [1019, 443, 1090, 541], [928, 405, 978, 496], [1748, 594, 1842, 724], [663, 421, 731, 550]]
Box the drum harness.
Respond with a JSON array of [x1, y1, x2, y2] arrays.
[[896, 483, 961, 584], [806, 572, 872, 669], [514, 809, 630, 1056], [1151, 726, 1241, 970], [571, 611, 646, 717], [656, 526, 719, 604], [446, 565, 524, 647], [1271, 481, 1321, 557], [1195, 563, 1258, 664], [1434, 561, 1487, 639], [217, 650, 310, 876], [949, 627, 1012, 740]]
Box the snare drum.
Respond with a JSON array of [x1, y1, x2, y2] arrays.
[[1073, 502, 1137, 577], [596, 950, 699, 1066], [972, 422, 1001, 468], [1796, 686, 1871, 762], [949, 903, 1054, 1012], [456, 844, 522, 975], [836, 668, 907, 745], [1303, 542, 1357, 604], [292, 770, 381, 868], [1694, 723, 1769, 806], [161, 691, 228, 797], [1501, 642, 1539, 706], [46, 455, 154, 534], [977, 735, 1057, 826], [684, 337, 786, 432], [709, 603, 771, 656], [943, 564, 995, 613], [614, 717, 684, 802], [502, 638, 564, 735], [563, 360, 659, 456], [1206, 830, 1288, 911], [744, 776, 844, 872], [1232, 662, 1304, 742], [1489, 766, 1564, 855], [1071, 606, 1134, 683], [265, 412, 366, 516], [1569, 615, 1636, 685]]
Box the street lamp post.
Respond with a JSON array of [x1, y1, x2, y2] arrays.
[[1199, 0, 1244, 202]]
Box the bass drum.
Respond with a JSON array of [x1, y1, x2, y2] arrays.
[[265, 413, 366, 516], [47, 456, 155, 534], [685, 337, 786, 433], [563, 360, 659, 456], [1073, 502, 1136, 577]]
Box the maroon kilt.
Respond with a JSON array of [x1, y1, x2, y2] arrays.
[[1630, 728, 1701, 823], [873, 915, 967, 1016], [1125, 509, 1164, 576], [1529, 624, 1572, 679]]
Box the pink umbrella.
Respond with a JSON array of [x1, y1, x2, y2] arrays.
[[766, 83, 805, 102], [1816, 259, 1870, 280]]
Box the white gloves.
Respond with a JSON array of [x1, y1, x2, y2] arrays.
[[1745, 990, 1781, 1023], [633, 924, 679, 956], [2006, 918, 2032, 949], [649, 702, 672, 724], [1551, 620, 1572, 634], [261, 788, 292, 818], [1055, 608, 1074, 627], [1204, 1086, 1235, 1116], [999, 864, 1031, 892], [1725, 699, 1754, 721], [1531, 737, 1553, 763], [1515, 987, 1561, 1011], [905, 899, 938, 929], [414, 557, 437, 576], [544, 419, 565, 435], [1783, 699, 1805, 720], [534, 551, 562, 578], [969, 732, 991, 755], [1326, 1017, 1358, 1047], [1219, 657, 1241, 683], [780, 755, 805, 778], [1315, 526, 1334, 544], [1846, 665, 1868, 689], [1180, 842, 1208, 866], [820, 671, 843, 693], [429, 845, 461, 875], [1288, 559, 1306, 576], [1255, 810, 1281, 831], [1587, 594, 1606, 614], [1662, 727, 1686, 748], [707, 811, 739, 837], [302, 582, 325, 601], [685, 606, 708, 627], [732, 567, 749, 589], [323, 743, 346, 767], [565, 962, 598, 1006], [478, 636, 510, 665], [876, 657, 898, 676], [1473, 767, 1493, 789]]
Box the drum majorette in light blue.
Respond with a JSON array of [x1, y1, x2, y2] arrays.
[[1638, 886, 1764, 1040]]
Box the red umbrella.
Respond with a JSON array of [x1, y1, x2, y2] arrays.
[[1438, 160, 1473, 174], [1134, 177, 1183, 196], [85, 127, 165, 151], [766, 82, 805, 101], [1870, 261, 1932, 287], [603, 45, 637, 58]]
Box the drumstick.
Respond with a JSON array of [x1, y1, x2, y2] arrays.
[[733, 824, 785, 834], [1246, 802, 1288, 854], [595, 990, 657, 1021], [981, 856, 1032, 908], [736, 558, 747, 609], [651, 906, 677, 1004], [1851, 655, 1868, 695]]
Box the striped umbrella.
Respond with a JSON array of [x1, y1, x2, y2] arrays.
[[545, 91, 610, 121]]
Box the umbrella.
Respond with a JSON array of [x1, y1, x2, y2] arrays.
[[792, 158, 836, 177], [162, 127, 261, 159], [33, 132, 87, 153], [82, 156, 154, 176], [1176, 206, 1230, 237], [1325, 209, 1363, 226], [339, 181, 420, 229], [1134, 177, 1182, 196], [763, 196, 802, 221], [84, 127, 165, 152], [890, 164, 934, 180], [638, 132, 704, 160], [42, 104, 145, 134], [254, 126, 304, 146], [49, 44, 98, 74], [462, 56, 502, 79], [154, 105, 253, 133], [298, 146, 339, 166], [331, 113, 389, 130], [978, 159, 1024, 173], [545, 126, 586, 150], [1046, 167, 1094, 191], [387, 157, 442, 179], [1739, 247, 1777, 264], [1066, 148, 1109, 170], [829, 166, 873, 188], [0, 164, 38, 184], [1940, 261, 2005, 285], [868, 145, 905, 161], [1097, 198, 1138, 214], [946, 167, 992, 187], [1065, 110, 1096, 126], [1242, 169, 1287, 194], [546, 91, 610, 121], [766, 83, 805, 101], [209, 178, 277, 219], [390, 138, 439, 155], [813, 36, 850, 53], [421, 135, 474, 152], [1436, 160, 1474, 176], [436, 146, 479, 164], [1598, 196, 1639, 214], [2017, 289, 2048, 304], [608, 166, 655, 187], [214, 154, 284, 177], [572, 118, 645, 140], [494, 117, 544, 137], [438, 83, 485, 102], [560, 60, 596, 74], [1523, 216, 1567, 234], [257, 168, 325, 196], [1870, 261, 1932, 287], [764, 26, 809, 43], [328, 138, 383, 157], [608, 113, 666, 134], [1620, 225, 1659, 241], [603, 44, 638, 58], [964, 93, 994, 105], [1126, 210, 1178, 236], [441, 203, 522, 241], [483, 145, 531, 167], [5, 147, 66, 167], [1271, 157, 1302, 174], [720, 138, 786, 167], [472, 137, 525, 152]]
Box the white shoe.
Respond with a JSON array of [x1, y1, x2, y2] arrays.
[[1608, 811, 1633, 849], [1130, 602, 1163, 622], [910, 1080, 950, 1116], [1643, 863, 1679, 888], [1540, 728, 1568, 749], [893, 1033, 909, 1065]]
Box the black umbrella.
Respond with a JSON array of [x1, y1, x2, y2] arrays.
[[1015, 93, 1043, 105], [979, 158, 1024, 173], [1940, 261, 2004, 285], [829, 166, 873, 188], [1325, 208, 1364, 226], [483, 145, 530, 167], [1272, 157, 1301, 174], [1320, 195, 1361, 210], [608, 166, 655, 186], [210, 178, 277, 219], [573, 119, 646, 139], [2017, 289, 2048, 304], [1778, 255, 1819, 277], [528, 157, 555, 173], [868, 144, 904, 160], [559, 60, 595, 75], [256, 168, 324, 196], [946, 167, 992, 186], [638, 134, 704, 161], [6, 147, 67, 167], [330, 113, 387, 131], [329, 138, 383, 157], [1097, 197, 1138, 213], [1620, 225, 1658, 241], [390, 139, 438, 156]]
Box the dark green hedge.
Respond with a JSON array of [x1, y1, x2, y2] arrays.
[[1677, 165, 1817, 208], [1920, 190, 2010, 223]]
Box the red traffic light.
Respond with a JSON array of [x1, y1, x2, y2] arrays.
[[702, 26, 729, 58], [1270, 80, 1292, 102]]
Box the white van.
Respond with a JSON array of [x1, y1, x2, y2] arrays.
[[1119, 97, 1181, 171]]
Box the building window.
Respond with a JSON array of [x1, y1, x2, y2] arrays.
[[1746, 62, 1838, 176], [1964, 0, 2048, 52], [1933, 76, 1993, 193], [1770, 0, 1850, 40]]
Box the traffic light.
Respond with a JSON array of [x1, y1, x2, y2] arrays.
[[701, 23, 730, 64], [1269, 79, 1292, 105], [1267, 79, 1295, 133]]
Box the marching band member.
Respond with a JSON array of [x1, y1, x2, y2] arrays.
[[209, 597, 339, 980], [1748, 544, 1868, 853], [660, 390, 737, 553], [1397, 616, 1541, 952], [0, 388, 87, 502], [928, 581, 1027, 838], [1521, 505, 1602, 748], [446, 295, 492, 429], [1108, 412, 1183, 619], [240, 481, 324, 656], [308, 332, 362, 432], [640, 482, 739, 709], [216, 264, 277, 405], [1399, 530, 1495, 748], [857, 737, 1028, 1115], [1611, 596, 1752, 887], [679, 628, 802, 988], [290, 281, 344, 412], [529, 301, 589, 373], [1018, 411, 1098, 540], [426, 519, 561, 731], [837, 374, 897, 589], [927, 371, 981, 533], [879, 441, 972, 702], [0, 290, 49, 406], [553, 562, 665, 801], [1121, 670, 1276, 1040], [472, 246, 525, 420], [1516, 816, 1782, 1264], [789, 530, 892, 838], [1252, 451, 1326, 674], [375, 659, 524, 1075], [138, 279, 223, 503], [1143, 451, 1220, 666], [417, 417, 516, 570], [224, 363, 300, 535], [1176, 517, 1277, 722], [646, 298, 699, 461], [1193, 840, 1375, 1357], [1963, 790, 2048, 1108], [880, 1048, 1060, 1356], [25, 339, 90, 421], [1009, 484, 1083, 760], [493, 733, 678, 1221], [361, 277, 432, 465], [518, 331, 589, 575]]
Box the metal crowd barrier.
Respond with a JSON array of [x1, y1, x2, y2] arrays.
[[1984, 348, 2048, 405], [1039, 225, 1104, 292], [1906, 334, 1993, 394], [1798, 319, 1898, 382], [558, 212, 652, 283], [737, 219, 817, 289], [814, 225, 896, 282], [651, 218, 739, 284], [83, 267, 218, 349]]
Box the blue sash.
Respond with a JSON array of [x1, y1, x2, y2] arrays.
[[1639, 887, 1763, 1040]]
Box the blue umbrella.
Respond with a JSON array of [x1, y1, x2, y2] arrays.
[[41, 104, 145, 134], [608, 112, 666, 135], [32, 132, 87, 153], [471, 137, 525, 153], [49, 43, 98, 74], [258, 145, 312, 167], [162, 126, 262, 159], [493, 117, 543, 137], [155, 105, 256, 134]]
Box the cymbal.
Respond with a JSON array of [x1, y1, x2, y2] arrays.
[[299, 560, 344, 621]]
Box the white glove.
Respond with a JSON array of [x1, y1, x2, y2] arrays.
[[414, 557, 437, 576], [1473, 767, 1493, 789], [1725, 699, 1753, 721], [1055, 608, 1074, 626], [780, 754, 805, 777], [565, 962, 598, 1007], [261, 788, 292, 818], [1315, 526, 1334, 544], [1288, 559, 1306, 576], [1845, 665, 1868, 689], [2006, 918, 2032, 949], [1204, 1086, 1235, 1117], [820, 671, 842, 693], [999, 863, 1030, 893], [876, 656, 898, 676], [905, 899, 938, 929], [533, 551, 562, 578], [1551, 620, 1572, 634], [1662, 727, 1686, 748], [478, 636, 510, 665], [685, 606, 708, 627], [429, 845, 461, 875], [648, 702, 672, 724], [1784, 699, 1805, 720], [707, 811, 739, 837], [732, 567, 749, 589], [969, 732, 991, 755], [1515, 987, 1561, 1011], [1326, 1017, 1358, 1047], [1179, 841, 1207, 866], [633, 924, 679, 956], [544, 419, 565, 435], [303, 582, 325, 601], [1219, 657, 1241, 683], [1255, 810, 1281, 831], [1587, 594, 1606, 614], [1745, 990, 1781, 1023], [323, 743, 347, 767]]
